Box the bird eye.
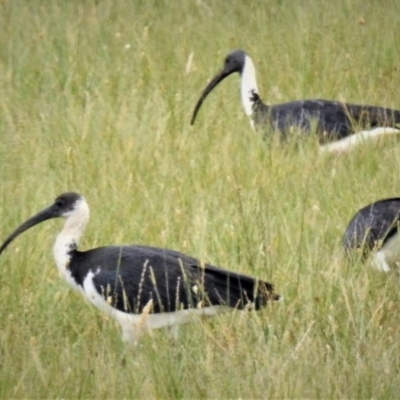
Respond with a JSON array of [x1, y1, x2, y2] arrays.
[[55, 198, 65, 207]]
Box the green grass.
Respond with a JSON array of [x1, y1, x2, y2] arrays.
[[1, 0, 400, 398]]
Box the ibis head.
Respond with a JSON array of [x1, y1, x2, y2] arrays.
[[0, 192, 84, 255], [191, 49, 247, 125]]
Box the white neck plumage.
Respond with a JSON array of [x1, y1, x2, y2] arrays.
[[53, 199, 90, 288], [240, 55, 259, 129]]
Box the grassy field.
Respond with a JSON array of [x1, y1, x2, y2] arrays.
[[1, 0, 400, 398]]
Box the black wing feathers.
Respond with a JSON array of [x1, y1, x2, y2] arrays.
[[253, 99, 400, 142], [342, 198, 400, 257], [68, 245, 276, 314]]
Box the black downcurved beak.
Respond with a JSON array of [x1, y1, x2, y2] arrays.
[[190, 68, 233, 125], [0, 204, 59, 255]]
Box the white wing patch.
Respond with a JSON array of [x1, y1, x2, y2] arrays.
[[371, 231, 400, 272], [320, 127, 400, 155]]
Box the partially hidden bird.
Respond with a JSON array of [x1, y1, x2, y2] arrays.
[[191, 49, 400, 154], [342, 197, 400, 271]]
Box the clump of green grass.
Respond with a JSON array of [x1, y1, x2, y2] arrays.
[[1, 0, 400, 398]]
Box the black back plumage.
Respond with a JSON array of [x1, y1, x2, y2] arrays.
[[69, 245, 278, 314], [342, 198, 400, 258], [251, 95, 400, 143]]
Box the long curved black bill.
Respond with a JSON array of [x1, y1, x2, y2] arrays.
[[0, 205, 57, 255], [190, 69, 230, 125]]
